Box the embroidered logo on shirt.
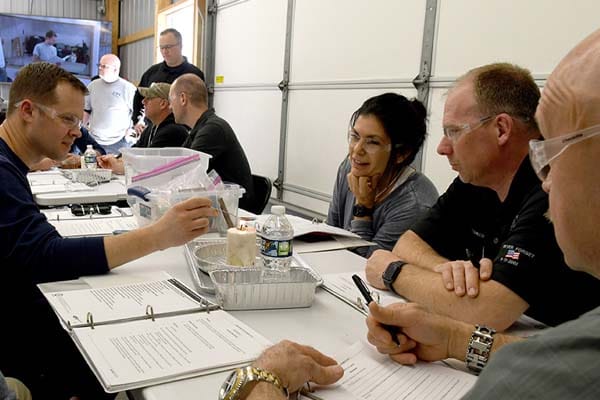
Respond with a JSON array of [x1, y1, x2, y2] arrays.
[[499, 244, 535, 266], [505, 249, 520, 260]]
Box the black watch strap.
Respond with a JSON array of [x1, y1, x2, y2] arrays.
[[382, 261, 406, 295], [352, 204, 374, 217]]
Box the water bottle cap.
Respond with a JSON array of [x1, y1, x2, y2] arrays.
[[86, 144, 93, 149], [271, 205, 285, 215]]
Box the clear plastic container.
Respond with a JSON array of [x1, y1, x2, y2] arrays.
[[259, 205, 294, 272], [131, 184, 245, 234]]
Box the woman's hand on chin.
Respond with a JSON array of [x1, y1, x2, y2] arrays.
[[347, 172, 381, 208]]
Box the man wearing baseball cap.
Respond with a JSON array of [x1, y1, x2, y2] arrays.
[[98, 82, 188, 173]]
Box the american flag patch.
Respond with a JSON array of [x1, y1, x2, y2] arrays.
[[505, 250, 520, 260]]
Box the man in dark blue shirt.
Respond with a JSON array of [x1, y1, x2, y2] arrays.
[[0, 62, 217, 398]]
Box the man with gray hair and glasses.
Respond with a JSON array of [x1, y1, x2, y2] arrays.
[[365, 62, 600, 332]]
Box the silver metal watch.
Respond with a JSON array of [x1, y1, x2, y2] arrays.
[[219, 365, 288, 400], [465, 325, 496, 374]]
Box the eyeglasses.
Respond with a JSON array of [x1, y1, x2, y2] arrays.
[[15, 100, 82, 130], [442, 115, 495, 141], [347, 130, 394, 154], [529, 124, 600, 181], [159, 43, 180, 51], [97, 63, 116, 70]]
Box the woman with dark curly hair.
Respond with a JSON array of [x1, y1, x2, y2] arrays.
[[327, 93, 438, 257]]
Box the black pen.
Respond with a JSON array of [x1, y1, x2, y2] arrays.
[[352, 274, 400, 345]]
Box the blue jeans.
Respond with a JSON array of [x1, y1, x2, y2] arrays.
[[0, 67, 7, 82], [102, 136, 131, 155]]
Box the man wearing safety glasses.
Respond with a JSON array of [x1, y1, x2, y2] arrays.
[[0, 63, 217, 398], [365, 63, 600, 333]]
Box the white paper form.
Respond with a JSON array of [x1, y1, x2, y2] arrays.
[[321, 272, 406, 314], [49, 216, 138, 237], [255, 214, 361, 239], [45, 277, 204, 327], [304, 342, 476, 400], [30, 182, 92, 194], [73, 310, 272, 390]]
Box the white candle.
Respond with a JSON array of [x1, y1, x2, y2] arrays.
[[226, 226, 256, 267]]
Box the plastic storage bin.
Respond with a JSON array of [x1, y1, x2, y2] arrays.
[[130, 184, 244, 234]]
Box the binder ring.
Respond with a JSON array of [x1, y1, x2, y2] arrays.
[[146, 305, 155, 321], [373, 291, 381, 304], [356, 297, 367, 312], [86, 312, 95, 329]]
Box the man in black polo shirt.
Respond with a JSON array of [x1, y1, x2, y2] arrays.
[[365, 63, 600, 330], [169, 73, 255, 210], [132, 28, 204, 134]]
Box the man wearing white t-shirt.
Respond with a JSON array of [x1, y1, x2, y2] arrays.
[[32, 30, 60, 63], [84, 54, 136, 154]]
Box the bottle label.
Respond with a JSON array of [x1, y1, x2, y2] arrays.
[[84, 154, 96, 164], [259, 237, 293, 258]]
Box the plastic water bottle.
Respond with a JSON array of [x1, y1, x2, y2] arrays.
[[83, 145, 96, 169], [259, 205, 294, 272]]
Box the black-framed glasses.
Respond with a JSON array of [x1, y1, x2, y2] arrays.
[[70, 203, 112, 217]]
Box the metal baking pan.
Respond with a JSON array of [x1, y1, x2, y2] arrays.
[[210, 267, 319, 310], [184, 239, 322, 296]]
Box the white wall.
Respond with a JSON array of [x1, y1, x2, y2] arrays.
[[212, 0, 600, 217], [214, 0, 427, 216]]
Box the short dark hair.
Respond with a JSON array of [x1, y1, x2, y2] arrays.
[[45, 30, 57, 39], [462, 63, 540, 131], [350, 93, 427, 171], [160, 28, 182, 44], [7, 63, 87, 116]]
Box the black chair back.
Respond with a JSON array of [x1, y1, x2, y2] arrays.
[[248, 174, 272, 214]]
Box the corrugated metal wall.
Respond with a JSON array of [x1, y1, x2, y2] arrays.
[[119, 37, 154, 82], [120, 0, 154, 37], [119, 0, 156, 84], [0, 0, 100, 19]]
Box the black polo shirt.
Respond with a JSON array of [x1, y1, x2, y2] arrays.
[[132, 58, 205, 125], [411, 158, 600, 326], [183, 109, 255, 210]]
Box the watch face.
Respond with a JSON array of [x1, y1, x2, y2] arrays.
[[219, 369, 241, 400]]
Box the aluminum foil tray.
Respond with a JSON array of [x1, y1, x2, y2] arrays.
[[183, 240, 323, 303], [210, 267, 318, 310]]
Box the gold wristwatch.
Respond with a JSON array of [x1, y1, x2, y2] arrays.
[[219, 365, 288, 400]]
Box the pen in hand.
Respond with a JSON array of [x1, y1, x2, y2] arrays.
[[352, 274, 401, 345]]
